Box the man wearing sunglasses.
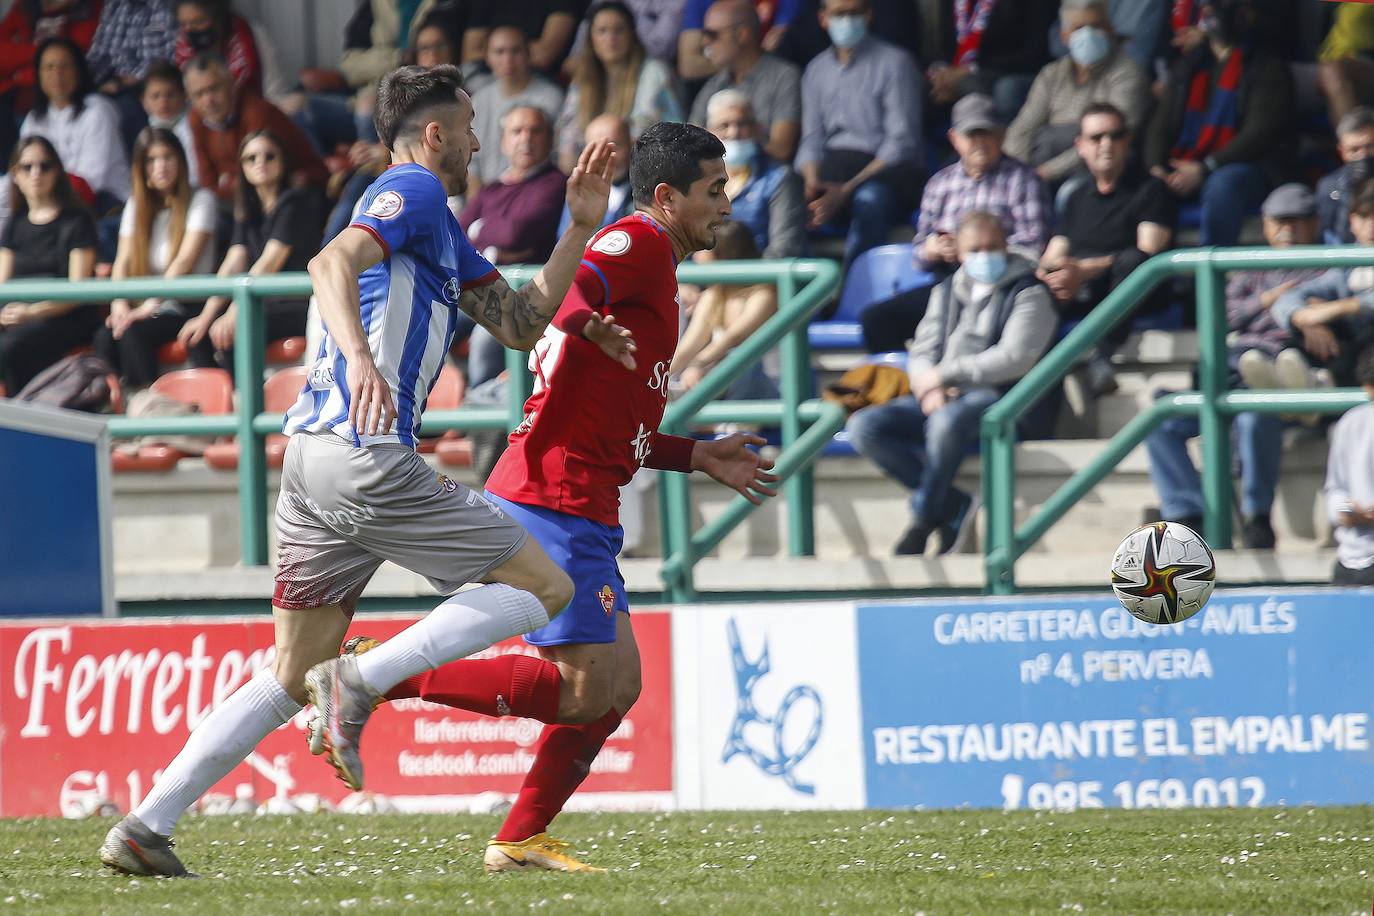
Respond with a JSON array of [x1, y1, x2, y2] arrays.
[[1037, 102, 1174, 396]]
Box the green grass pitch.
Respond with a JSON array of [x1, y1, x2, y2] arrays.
[[2, 807, 1372, 913]]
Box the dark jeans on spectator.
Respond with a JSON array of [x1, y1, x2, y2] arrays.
[[963, 70, 1036, 125], [1188, 161, 1270, 248], [861, 282, 936, 353], [847, 387, 1000, 526], [0, 306, 106, 393], [1333, 560, 1374, 585], [94, 310, 213, 389], [1056, 247, 1157, 357], [819, 148, 923, 272]]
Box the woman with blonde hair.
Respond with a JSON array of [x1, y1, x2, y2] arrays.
[[0, 136, 99, 394], [554, 1, 682, 173], [94, 127, 218, 389]]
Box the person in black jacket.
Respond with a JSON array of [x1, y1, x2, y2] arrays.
[[927, 0, 1060, 124], [1143, 0, 1295, 247]]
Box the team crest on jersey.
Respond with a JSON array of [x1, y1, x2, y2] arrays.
[[597, 585, 616, 615], [364, 190, 404, 220], [591, 229, 632, 256], [436, 472, 459, 493], [443, 277, 461, 304]]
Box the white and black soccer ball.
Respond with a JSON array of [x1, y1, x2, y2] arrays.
[[1110, 521, 1216, 624]]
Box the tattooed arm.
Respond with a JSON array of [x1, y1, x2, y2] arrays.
[[456, 138, 617, 350]]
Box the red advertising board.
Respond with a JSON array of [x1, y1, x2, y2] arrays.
[[0, 612, 673, 817]]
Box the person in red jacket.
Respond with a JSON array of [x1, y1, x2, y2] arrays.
[[171, 0, 264, 96], [0, 0, 101, 104]]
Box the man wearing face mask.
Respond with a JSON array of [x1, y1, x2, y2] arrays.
[[1143, 0, 1295, 248], [705, 89, 804, 258], [1144, 184, 1326, 550], [1004, 0, 1148, 187], [796, 0, 923, 271], [847, 211, 1056, 557], [1317, 107, 1374, 246]]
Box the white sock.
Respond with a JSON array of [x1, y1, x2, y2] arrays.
[[133, 667, 301, 835], [355, 584, 550, 696]]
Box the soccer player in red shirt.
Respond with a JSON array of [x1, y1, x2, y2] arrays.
[[331, 122, 779, 871]]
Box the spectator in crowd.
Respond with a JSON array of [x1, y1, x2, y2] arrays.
[[185, 54, 328, 203], [0, 0, 100, 102], [1317, 1, 1374, 127], [1271, 184, 1374, 392], [555, 1, 683, 174], [1047, 0, 1169, 73], [176, 130, 320, 369], [766, 0, 919, 74], [862, 94, 1046, 354], [21, 37, 131, 212], [796, 0, 923, 270], [461, 106, 566, 265], [679, 0, 800, 81], [671, 220, 779, 400], [1037, 103, 1173, 395], [172, 0, 284, 101], [84, 0, 179, 148], [141, 62, 200, 188], [1325, 346, 1374, 585], [927, 0, 1059, 123], [1144, 183, 1327, 550], [95, 128, 218, 389], [1317, 106, 1374, 246], [1005, 0, 1148, 187], [1143, 0, 1295, 248], [706, 89, 804, 258], [555, 113, 635, 234], [0, 137, 100, 395], [469, 26, 565, 186], [848, 211, 1056, 556], [569, 0, 686, 64], [464, 0, 582, 76], [687, 0, 801, 163]]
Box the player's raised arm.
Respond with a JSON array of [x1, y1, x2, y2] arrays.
[[307, 227, 397, 437], [457, 138, 617, 350]]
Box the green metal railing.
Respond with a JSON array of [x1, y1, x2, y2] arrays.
[[982, 246, 1374, 595], [0, 259, 842, 597]]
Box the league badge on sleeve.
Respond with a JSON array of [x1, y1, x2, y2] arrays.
[[591, 229, 631, 256], [364, 190, 404, 220]]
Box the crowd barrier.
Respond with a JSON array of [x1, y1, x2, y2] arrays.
[[2, 589, 1370, 817]]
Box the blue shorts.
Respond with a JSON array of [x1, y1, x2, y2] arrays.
[[484, 491, 628, 646]]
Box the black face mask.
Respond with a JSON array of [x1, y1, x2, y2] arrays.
[[185, 27, 217, 51], [1348, 157, 1373, 186]]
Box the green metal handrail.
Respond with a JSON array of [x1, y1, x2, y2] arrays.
[[0, 259, 842, 597], [981, 245, 1374, 594]]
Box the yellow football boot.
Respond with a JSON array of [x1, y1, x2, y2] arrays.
[[484, 834, 607, 873]]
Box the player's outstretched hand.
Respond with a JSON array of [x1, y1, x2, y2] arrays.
[[584, 312, 637, 370], [348, 353, 397, 437], [692, 433, 780, 505], [566, 138, 616, 231]]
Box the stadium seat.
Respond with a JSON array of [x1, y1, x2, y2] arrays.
[[113, 369, 235, 472], [421, 362, 468, 457], [266, 336, 308, 366], [158, 340, 188, 366], [809, 244, 936, 350], [203, 366, 309, 470]]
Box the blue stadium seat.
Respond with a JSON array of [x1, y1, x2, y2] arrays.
[[809, 245, 936, 350]]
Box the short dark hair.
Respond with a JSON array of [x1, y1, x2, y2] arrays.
[[1080, 102, 1127, 132], [184, 51, 230, 78], [32, 37, 94, 119], [1358, 345, 1374, 388], [374, 64, 466, 150], [630, 122, 725, 207], [142, 60, 185, 93], [1352, 183, 1374, 218]]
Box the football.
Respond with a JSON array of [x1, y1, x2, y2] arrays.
[[1110, 521, 1216, 624]]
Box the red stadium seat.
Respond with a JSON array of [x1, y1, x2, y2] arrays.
[[111, 444, 182, 473], [266, 336, 308, 366], [158, 340, 188, 366], [203, 367, 308, 470], [115, 369, 235, 473]]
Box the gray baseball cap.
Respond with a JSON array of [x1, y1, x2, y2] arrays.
[[951, 93, 1002, 134], [1261, 183, 1316, 219]]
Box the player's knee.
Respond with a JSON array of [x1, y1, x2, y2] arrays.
[[536, 568, 576, 620], [271, 654, 315, 705]]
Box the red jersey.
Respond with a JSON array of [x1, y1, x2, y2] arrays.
[[485, 213, 697, 527]]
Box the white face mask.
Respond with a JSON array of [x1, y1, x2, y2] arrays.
[[826, 15, 866, 50], [1068, 26, 1111, 67], [722, 138, 757, 167], [963, 251, 1008, 284]]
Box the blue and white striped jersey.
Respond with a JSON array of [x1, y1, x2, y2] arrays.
[[284, 164, 499, 449]]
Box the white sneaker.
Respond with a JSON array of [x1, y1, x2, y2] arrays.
[[1237, 349, 1277, 390], [1273, 349, 1315, 390]]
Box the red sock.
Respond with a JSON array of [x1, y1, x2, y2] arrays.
[[495, 707, 622, 842], [383, 655, 562, 723]]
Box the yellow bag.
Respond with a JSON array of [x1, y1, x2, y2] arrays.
[[823, 363, 911, 413]]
